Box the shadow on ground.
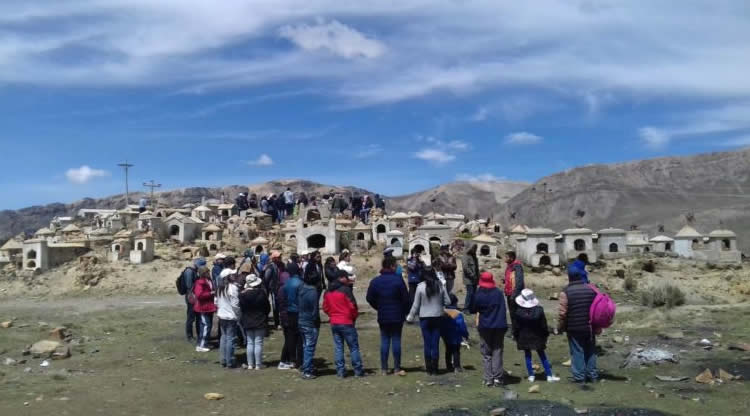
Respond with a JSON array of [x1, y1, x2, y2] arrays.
[[427, 399, 669, 416]]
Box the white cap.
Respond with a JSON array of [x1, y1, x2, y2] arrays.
[[214, 253, 226, 260], [219, 269, 237, 279]]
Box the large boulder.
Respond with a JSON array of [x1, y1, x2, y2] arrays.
[[30, 340, 70, 359]]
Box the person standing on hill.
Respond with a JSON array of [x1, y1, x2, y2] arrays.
[[558, 269, 598, 384], [503, 250, 525, 334], [461, 244, 479, 313], [470, 272, 508, 387], [283, 187, 295, 217], [513, 288, 560, 383], [366, 257, 410, 376], [407, 267, 451, 376]]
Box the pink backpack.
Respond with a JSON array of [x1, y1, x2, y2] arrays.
[[588, 284, 616, 333]]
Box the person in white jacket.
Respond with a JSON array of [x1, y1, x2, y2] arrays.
[[216, 270, 241, 368]]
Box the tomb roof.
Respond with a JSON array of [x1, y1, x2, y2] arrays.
[[202, 224, 222, 232], [708, 229, 736, 238], [561, 228, 593, 235], [472, 234, 497, 244], [650, 235, 674, 242], [526, 227, 556, 235], [675, 225, 703, 239], [597, 227, 626, 235]]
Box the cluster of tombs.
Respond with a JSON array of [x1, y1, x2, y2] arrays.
[[507, 225, 742, 267], [0, 193, 742, 274]]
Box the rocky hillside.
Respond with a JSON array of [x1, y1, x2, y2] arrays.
[[388, 181, 529, 218], [500, 148, 750, 251]]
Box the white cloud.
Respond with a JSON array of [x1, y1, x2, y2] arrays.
[[504, 132, 542, 145], [65, 165, 109, 184], [354, 144, 382, 158], [456, 173, 506, 183], [414, 149, 455, 164], [638, 127, 671, 150], [248, 154, 273, 166], [279, 19, 386, 59]]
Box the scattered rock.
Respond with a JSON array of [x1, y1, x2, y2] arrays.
[[615, 269, 626, 279], [490, 407, 507, 416], [560, 398, 574, 406], [3, 357, 17, 366], [204, 393, 224, 401], [0, 320, 12, 328], [699, 339, 712, 347], [23, 367, 32, 373], [528, 384, 540, 393], [52, 345, 71, 360], [728, 343, 750, 352], [653, 392, 665, 399], [621, 348, 678, 368], [48, 327, 70, 342], [30, 340, 69, 360], [613, 336, 624, 344], [562, 359, 572, 367], [40, 360, 50, 367], [718, 369, 735, 381], [574, 408, 589, 415], [503, 390, 518, 400], [549, 293, 559, 301], [551, 268, 561, 276], [695, 369, 714, 384], [658, 330, 685, 340], [655, 375, 688, 382]]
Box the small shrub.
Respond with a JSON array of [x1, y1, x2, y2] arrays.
[[640, 284, 685, 308], [623, 276, 638, 292]]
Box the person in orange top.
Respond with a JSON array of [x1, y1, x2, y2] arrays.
[[323, 270, 364, 378]]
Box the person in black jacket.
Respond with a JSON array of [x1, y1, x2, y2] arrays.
[[558, 269, 598, 383], [239, 274, 270, 370], [324, 257, 339, 284], [304, 251, 326, 294], [513, 289, 560, 383]]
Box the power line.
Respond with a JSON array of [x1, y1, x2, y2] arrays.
[[117, 161, 134, 206], [143, 180, 162, 205]]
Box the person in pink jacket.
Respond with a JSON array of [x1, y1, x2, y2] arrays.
[[192, 267, 217, 352]]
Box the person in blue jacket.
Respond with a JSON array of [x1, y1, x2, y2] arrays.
[[568, 254, 590, 284], [470, 271, 508, 387], [441, 293, 469, 373], [367, 257, 411, 375], [278, 263, 303, 370], [407, 249, 425, 307]]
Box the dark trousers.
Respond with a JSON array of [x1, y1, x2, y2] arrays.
[[408, 283, 418, 308], [444, 343, 461, 371], [419, 317, 442, 362], [379, 322, 403, 371], [445, 279, 455, 295], [463, 284, 477, 311], [281, 313, 303, 367], [286, 203, 294, 216], [269, 292, 280, 328], [185, 301, 198, 340], [506, 295, 518, 333]]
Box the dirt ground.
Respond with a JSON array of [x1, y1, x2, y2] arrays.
[[1, 249, 749, 415]]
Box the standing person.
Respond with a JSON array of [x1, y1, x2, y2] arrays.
[[260, 195, 270, 215], [248, 193, 258, 210], [278, 264, 303, 370], [304, 251, 326, 295], [263, 251, 283, 329], [216, 273, 241, 368], [441, 294, 469, 373], [236, 193, 249, 211], [558, 269, 598, 384], [138, 196, 148, 213], [193, 266, 217, 352], [469, 272, 508, 387], [461, 245, 479, 313], [407, 249, 425, 307], [324, 257, 340, 285], [298, 269, 322, 380], [351, 194, 362, 220], [367, 257, 410, 376], [374, 194, 386, 211], [239, 274, 270, 370], [274, 193, 286, 224], [183, 258, 205, 343], [298, 192, 308, 208], [406, 268, 451, 376], [217, 256, 236, 289], [503, 251, 525, 335], [283, 187, 295, 217], [513, 289, 560, 383], [360, 195, 374, 224], [382, 248, 403, 277], [568, 254, 590, 284], [438, 245, 457, 295], [323, 270, 364, 378], [337, 249, 355, 276]]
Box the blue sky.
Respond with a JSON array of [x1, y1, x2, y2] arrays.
[[1, 1, 750, 209]]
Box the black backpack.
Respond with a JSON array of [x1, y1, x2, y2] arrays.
[[176, 268, 190, 295]]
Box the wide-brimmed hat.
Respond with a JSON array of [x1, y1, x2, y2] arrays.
[[214, 253, 226, 260], [244, 274, 262, 289], [478, 271, 496, 289], [515, 288, 539, 308], [220, 268, 237, 279]]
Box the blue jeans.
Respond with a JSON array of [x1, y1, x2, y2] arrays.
[[568, 332, 598, 382], [524, 349, 553, 377], [277, 209, 285, 223], [219, 319, 237, 366], [331, 325, 364, 377], [463, 284, 476, 311], [245, 328, 265, 368], [379, 322, 403, 371], [300, 326, 319, 375], [419, 317, 442, 361], [198, 312, 213, 348]]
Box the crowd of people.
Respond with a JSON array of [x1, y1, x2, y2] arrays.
[[180, 243, 601, 385]]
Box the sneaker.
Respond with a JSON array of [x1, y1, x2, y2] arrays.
[[493, 378, 504, 387], [547, 375, 561, 383], [396, 369, 407, 377], [528, 375, 536, 383], [454, 367, 464, 373], [195, 346, 210, 352], [254, 365, 263, 370], [484, 380, 494, 387], [302, 373, 317, 380], [277, 362, 291, 370]]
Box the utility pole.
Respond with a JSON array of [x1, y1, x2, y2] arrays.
[[143, 180, 162, 206], [117, 161, 134, 206]]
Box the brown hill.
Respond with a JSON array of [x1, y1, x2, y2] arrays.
[[500, 148, 750, 251]]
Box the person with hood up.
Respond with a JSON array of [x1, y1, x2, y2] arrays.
[[323, 270, 364, 378], [192, 266, 217, 352], [298, 267, 322, 379], [277, 263, 303, 370], [469, 272, 508, 387], [558, 268, 598, 384], [503, 251, 525, 335], [513, 289, 560, 383], [367, 256, 410, 376], [216, 271, 241, 368], [183, 258, 205, 343], [567, 254, 590, 284], [441, 294, 469, 373], [407, 267, 451, 376], [438, 245, 458, 295], [461, 244, 480, 313], [239, 274, 270, 370]]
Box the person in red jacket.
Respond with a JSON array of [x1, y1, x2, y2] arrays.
[[323, 270, 364, 378], [193, 266, 217, 352]]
